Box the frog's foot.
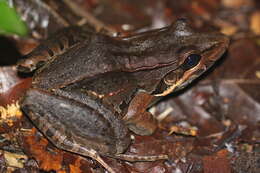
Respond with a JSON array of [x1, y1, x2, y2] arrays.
[[114, 153, 168, 162]]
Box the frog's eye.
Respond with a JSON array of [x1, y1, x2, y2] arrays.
[[181, 54, 201, 70]]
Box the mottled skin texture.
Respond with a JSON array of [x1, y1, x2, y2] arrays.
[[18, 19, 229, 173]]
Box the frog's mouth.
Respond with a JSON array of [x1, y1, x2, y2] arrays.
[[154, 35, 229, 97]]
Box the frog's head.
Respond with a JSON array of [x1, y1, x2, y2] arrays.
[[153, 19, 229, 96]]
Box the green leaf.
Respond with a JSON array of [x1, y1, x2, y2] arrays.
[[0, 0, 28, 36]]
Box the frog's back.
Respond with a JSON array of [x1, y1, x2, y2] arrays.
[[32, 37, 117, 89]]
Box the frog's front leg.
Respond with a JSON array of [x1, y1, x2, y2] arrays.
[[123, 92, 158, 136]]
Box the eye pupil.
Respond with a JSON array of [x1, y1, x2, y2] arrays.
[[181, 54, 201, 70]]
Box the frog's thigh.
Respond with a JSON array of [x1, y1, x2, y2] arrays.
[[21, 88, 117, 155]]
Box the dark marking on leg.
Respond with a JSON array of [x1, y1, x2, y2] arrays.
[[46, 47, 54, 57], [67, 34, 75, 47], [57, 39, 65, 51], [38, 116, 52, 134]]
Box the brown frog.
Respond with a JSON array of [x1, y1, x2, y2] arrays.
[[17, 19, 229, 173]]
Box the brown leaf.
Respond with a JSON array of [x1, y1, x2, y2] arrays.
[[203, 149, 231, 173], [22, 128, 64, 171]]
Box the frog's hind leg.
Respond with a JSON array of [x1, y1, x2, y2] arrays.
[[21, 88, 118, 173], [25, 111, 117, 173], [77, 148, 117, 173], [59, 140, 117, 173], [114, 153, 168, 162], [17, 26, 90, 73]]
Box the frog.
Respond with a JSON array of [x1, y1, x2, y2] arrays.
[[17, 19, 229, 173]]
